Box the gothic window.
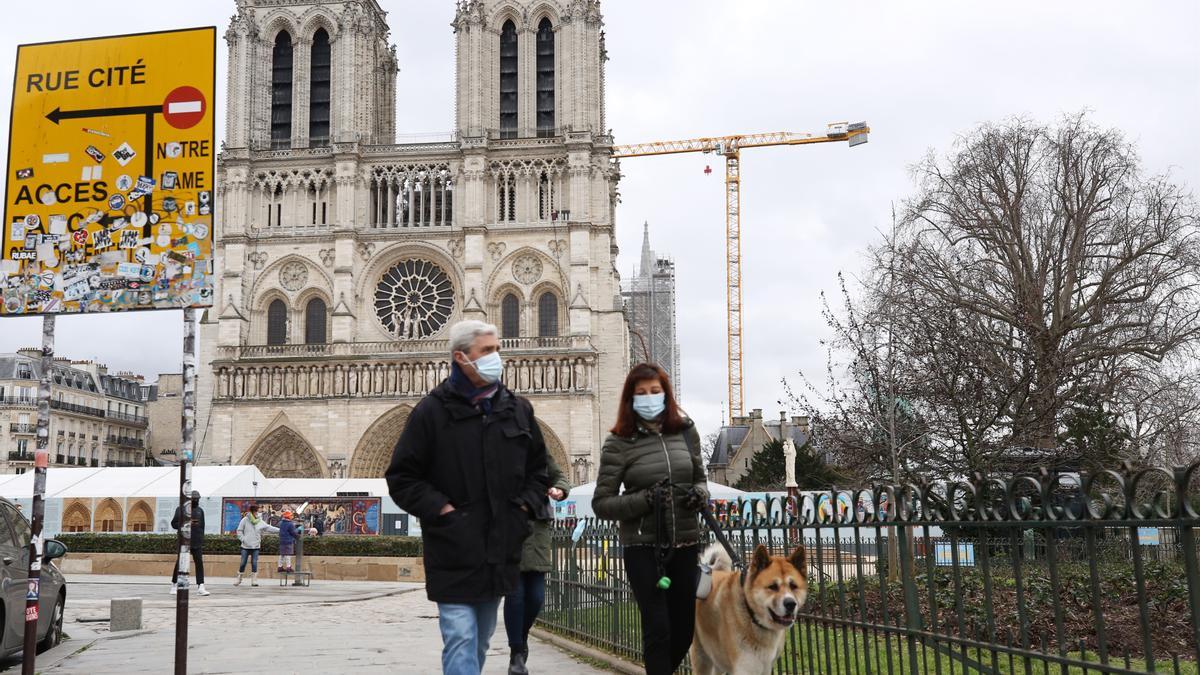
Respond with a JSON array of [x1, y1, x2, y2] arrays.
[[271, 32, 294, 148], [501, 293, 521, 338], [374, 259, 455, 339], [498, 173, 516, 222], [499, 20, 518, 139], [309, 28, 331, 145], [536, 18, 555, 136], [305, 298, 327, 345], [538, 172, 555, 221], [267, 299, 287, 345], [538, 291, 559, 337]]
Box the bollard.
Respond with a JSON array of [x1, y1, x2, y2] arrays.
[[110, 598, 142, 632]]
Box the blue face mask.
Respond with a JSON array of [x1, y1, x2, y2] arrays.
[[632, 393, 666, 420], [468, 352, 503, 384]]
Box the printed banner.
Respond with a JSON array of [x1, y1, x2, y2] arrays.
[[221, 497, 382, 536], [1, 27, 216, 315]]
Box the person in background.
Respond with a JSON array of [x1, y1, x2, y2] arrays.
[[387, 320, 550, 675], [592, 363, 708, 675], [503, 456, 571, 675], [170, 490, 210, 597], [235, 503, 279, 586], [277, 510, 301, 573]]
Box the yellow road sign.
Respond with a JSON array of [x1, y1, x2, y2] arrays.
[[2, 27, 216, 315]]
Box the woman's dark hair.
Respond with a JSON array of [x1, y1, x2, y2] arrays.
[[248, 503, 259, 513], [611, 363, 685, 437]]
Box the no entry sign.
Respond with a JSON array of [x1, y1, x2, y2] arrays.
[[162, 86, 206, 130], [1, 27, 216, 316]]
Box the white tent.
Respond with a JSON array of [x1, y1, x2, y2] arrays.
[[560, 481, 748, 520]]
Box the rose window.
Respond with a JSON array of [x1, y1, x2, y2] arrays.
[[374, 259, 455, 338]]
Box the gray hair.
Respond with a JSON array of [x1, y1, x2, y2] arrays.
[[448, 320, 499, 354]]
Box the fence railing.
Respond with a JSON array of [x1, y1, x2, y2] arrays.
[[539, 463, 1200, 674]]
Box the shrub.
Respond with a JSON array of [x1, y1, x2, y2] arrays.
[[55, 533, 422, 557]]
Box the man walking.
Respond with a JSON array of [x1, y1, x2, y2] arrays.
[[387, 320, 550, 675], [170, 490, 209, 596]]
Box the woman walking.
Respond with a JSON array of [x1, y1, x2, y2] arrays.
[[235, 503, 278, 586], [504, 457, 571, 675], [592, 363, 708, 675]]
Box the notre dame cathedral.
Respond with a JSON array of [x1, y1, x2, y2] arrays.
[[196, 0, 628, 482]]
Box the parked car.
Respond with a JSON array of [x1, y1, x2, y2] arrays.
[[0, 496, 68, 656]]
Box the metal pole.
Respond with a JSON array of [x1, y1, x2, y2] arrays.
[[21, 315, 54, 675], [174, 308, 197, 675]]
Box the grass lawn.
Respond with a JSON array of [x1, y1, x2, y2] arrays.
[[540, 603, 1198, 675]]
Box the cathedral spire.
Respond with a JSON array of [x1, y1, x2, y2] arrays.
[[639, 221, 654, 278]]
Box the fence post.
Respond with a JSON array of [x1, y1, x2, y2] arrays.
[[896, 493, 923, 674]]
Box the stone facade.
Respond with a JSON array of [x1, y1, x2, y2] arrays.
[[197, 0, 628, 482], [146, 373, 184, 464]]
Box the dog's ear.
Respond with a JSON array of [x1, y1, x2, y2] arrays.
[[788, 545, 807, 576], [751, 544, 771, 573]]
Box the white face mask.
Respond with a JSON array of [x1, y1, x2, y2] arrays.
[[633, 393, 666, 420], [467, 351, 503, 384]]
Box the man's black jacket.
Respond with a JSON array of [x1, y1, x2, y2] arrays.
[[386, 380, 550, 603], [171, 505, 205, 548]]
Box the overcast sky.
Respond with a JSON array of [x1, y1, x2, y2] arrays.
[[0, 1, 1197, 441]]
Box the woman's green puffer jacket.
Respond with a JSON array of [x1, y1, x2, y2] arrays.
[[592, 420, 708, 547]]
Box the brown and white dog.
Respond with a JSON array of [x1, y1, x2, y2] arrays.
[[690, 543, 808, 675]]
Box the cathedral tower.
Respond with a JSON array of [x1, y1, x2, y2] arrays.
[[198, 0, 627, 484]]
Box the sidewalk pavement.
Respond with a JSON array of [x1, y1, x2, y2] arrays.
[[7, 575, 610, 674]]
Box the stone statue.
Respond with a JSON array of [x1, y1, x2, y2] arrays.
[[783, 438, 798, 488]]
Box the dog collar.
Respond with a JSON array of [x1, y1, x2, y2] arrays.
[[739, 568, 771, 631]]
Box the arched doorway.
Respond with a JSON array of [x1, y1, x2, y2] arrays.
[[243, 426, 325, 478], [127, 500, 154, 532], [96, 498, 123, 532], [349, 405, 412, 478], [348, 404, 570, 478], [63, 502, 91, 533]]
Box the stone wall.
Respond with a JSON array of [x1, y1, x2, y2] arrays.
[[60, 552, 425, 582]]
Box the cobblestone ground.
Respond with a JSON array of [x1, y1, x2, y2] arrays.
[[2, 575, 608, 674]]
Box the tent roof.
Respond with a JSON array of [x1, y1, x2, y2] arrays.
[[260, 477, 390, 498], [0, 466, 270, 500]]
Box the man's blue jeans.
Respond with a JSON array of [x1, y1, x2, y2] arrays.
[[438, 598, 501, 675]]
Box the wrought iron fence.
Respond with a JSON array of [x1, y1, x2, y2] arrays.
[[539, 463, 1200, 674]]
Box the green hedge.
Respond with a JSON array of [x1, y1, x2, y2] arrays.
[[56, 533, 422, 557]]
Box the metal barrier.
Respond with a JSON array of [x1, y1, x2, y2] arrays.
[[539, 463, 1200, 674]]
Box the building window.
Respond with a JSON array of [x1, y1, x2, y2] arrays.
[[501, 293, 521, 338], [498, 174, 516, 222], [271, 31, 294, 148], [309, 28, 331, 146], [267, 299, 287, 345], [536, 18, 555, 136], [538, 292, 559, 337], [538, 172, 555, 221], [305, 297, 327, 345], [499, 20, 518, 139]]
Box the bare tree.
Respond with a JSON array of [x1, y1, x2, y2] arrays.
[[900, 113, 1200, 453]]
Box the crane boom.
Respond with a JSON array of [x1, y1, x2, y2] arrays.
[[612, 123, 870, 419]]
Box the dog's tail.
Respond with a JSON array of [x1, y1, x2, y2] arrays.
[[701, 543, 732, 571]]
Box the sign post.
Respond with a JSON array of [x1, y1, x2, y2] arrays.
[[21, 316, 53, 675], [2, 27, 215, 674]]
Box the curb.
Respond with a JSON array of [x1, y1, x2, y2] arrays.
[[529, 627, 642, 675]]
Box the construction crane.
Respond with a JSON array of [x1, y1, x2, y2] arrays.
[[613, 122, 870, 420]]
